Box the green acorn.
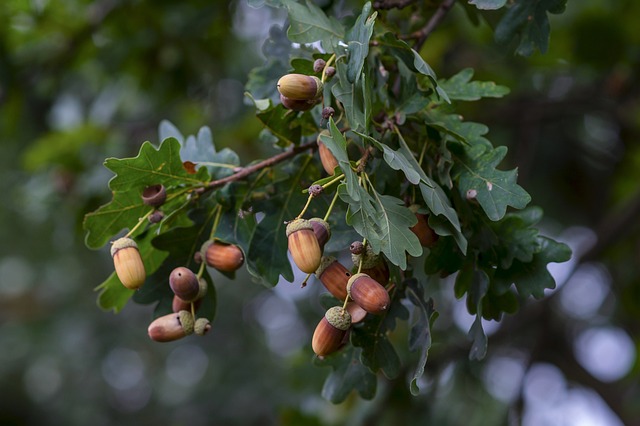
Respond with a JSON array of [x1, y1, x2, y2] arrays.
[[277, 74, 323, 101]]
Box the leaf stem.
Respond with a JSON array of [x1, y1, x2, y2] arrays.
[[321, 54, 336, 84], [323, 189, 340, 222], [124, 210, 153, 238], [297, 193, 314, 219]]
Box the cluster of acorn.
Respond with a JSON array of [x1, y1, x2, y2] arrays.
[[109, 183, 246, 343], [277, 58, 335, 113]]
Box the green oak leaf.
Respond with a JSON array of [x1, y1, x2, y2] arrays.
[[314, 346, 377, 403], [451, 143, 531, 221], [438, 68, 510, 101], [405, 279, 438, 395], [345, 2, 377, 84], [95, 231, 169, 313], [494, 0, 567, 56], [331, 61, 367, 132], [424, 109, 492, 148], [493, 236, 571, 298], [256, 102, 317, 147], [468, 0, 507, 10], [282, 0, 345, 53], [488, 207, 543, 269]]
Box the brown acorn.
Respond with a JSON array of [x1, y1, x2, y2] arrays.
[[347, 273, 390, 315], [345, 301, 368, 324], [141, 184, 167, 207], [312, 306, 351, 357], [409, 205, 438, 247], [147, 310, 194, 342], [280, 94, 318, 111], [171, 295, 202, 313], [317, 139, 339, 175], [169, 267, 200, 302], [111, 237, 146, 290], [315, 256, 350, 301], [277, 74, 323, 100], [203, 240, 244, 272], [309, 218, 331, 251], [352, 245, 390, 285], [286, 219, 322, 273]]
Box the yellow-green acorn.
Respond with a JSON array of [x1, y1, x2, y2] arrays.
[[312, 306, 351, 357], [111, 237, 146, 290], [315, 256, 350, 301], [286, 218, 322, 273], [277, 74, 323, 101], [347, 273, 390, 315], [147, 310, 194, 342]]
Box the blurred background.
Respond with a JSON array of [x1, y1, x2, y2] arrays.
[[0, 0, 638, 425]]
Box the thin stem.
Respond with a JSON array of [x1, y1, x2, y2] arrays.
[[322, 173, 345, 189], [357, 238, 368, 274], [196, 162, 239, 170], [124, 210, 153, 238], [323, 189, 341, 222], [297, 193, 314, 219], [321, 54, 336, 83]]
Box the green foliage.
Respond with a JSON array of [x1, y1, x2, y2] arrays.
[[82, 0, 572, 406]]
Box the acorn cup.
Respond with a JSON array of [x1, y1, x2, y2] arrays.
[[111, 237, 146, 290], [309, 218, 331, 251], [409, 205, 438, 247], [202, 240, 244, 272], [169, 267, 200, 302], [315, 256, 350, 301], [347, 273, 390, 315], [194, 318, 211, 336], [141, 184, 167, 207], [351, 244, 390, 285], [148, 310, 194, 342], [277, 73, 323, 101], [286, 219, 322, 273], [317, 139, 339, 175], [312, 306, 351, 357]]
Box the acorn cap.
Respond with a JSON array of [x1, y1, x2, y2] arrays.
[[351, 244, 380, 270], [178, 310, 195, 335], [194, 318, 211, 336], [141, 184, 167, 207], [325, 306, 351, 331], [286, 218, 313, 237], [110, 237, 138, 257], [309, 218, 330, 237]]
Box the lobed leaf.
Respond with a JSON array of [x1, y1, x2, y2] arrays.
[[345, 2, 377, 84], [283, 0, 345, 52], [314, 346, 377, 403], [438, 68, 510, 101], [406, 280, 438, 395]]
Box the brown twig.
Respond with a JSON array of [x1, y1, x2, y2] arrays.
[[372, 0, 418, 10], [412, 0, 457, 51], [203, 141, 317, 191]]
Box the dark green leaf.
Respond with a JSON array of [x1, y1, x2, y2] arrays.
[[256, 102, 315, 147], [468, 315, 487, 360], [345, 2, 377, 84], [424, 109, 492, 148], [451, 144, 531, 221], [314, 346, 377, 403], [438, 68, 510, 101], [283, 0, 345, 52], [488, 207, 543, 269], [331, 61, 367, 132], [406, 280, 437, 395]]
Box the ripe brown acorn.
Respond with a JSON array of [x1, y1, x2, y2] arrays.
[[111, 237, 146, 290], [286, 218, 322, 273], [280, 94, 318, 111], [277, 74, 323, 101], [172, 295, 202, 313], [345, 301, 368, 324], [309, 218, 331, 251], [317, 139, 339, 175], [169, 267, 200, 302], [203, 240, 244, 272], [409, 205, 439, 247], [312, 306, 351, 357], [315, 256, 350, 301], [141, 184, 167, 207], [148, 310, 194, 342], [347, 273, 390, 315]]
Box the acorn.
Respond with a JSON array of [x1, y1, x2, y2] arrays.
[[111, 237, 146, 290], [203, 240, 244, 272], [286, 218, 322, 273], [169, 267, 200, 302], [309, 218, 331, 250], [141, 184, 167, 207], [194, 318, 211, 336], [313, 58, 326, 73], [312, 306, 351, 357], [315, 256, 350, 301], [352, 245, 390, 285], [317, 139, 339, 175], [277, 73, 323, 101], [409, 205, 438, 247], [345, 301, 368, 324], [280, 94, 318, 112], [147, 310, 194, 342], [171, 295, 202, 313], [347, 273, 390, 315]]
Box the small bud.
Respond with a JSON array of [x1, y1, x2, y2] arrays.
[[203, 240, 245, 272], [466, 189, 478, 200], [312, 306, 351, 357], [351, 244, 389, 285], [169, 267, 200, 302], [194, 318, 211, 336], [324, 66, 336, 78], [111, 237, 146, 290], [347, 273, 390, 315], [349, 241, 364, 255], [277, 74, 323, 101], [141, 184, 167, 207], [147, 310, 194, 342], [286, 219, 322, 273], [148, 210, 164, 224], [193, 251, 203, 264], [313, 58, 326, 73], [322, 107, 335, 120], [308, 184, 324, 197]]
